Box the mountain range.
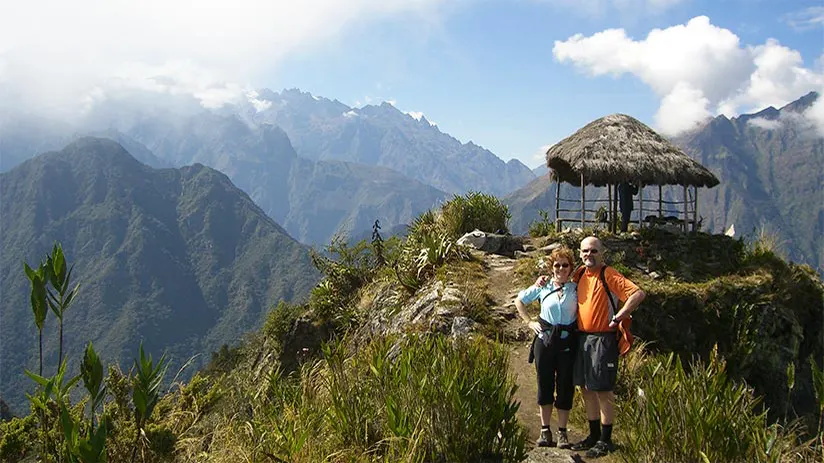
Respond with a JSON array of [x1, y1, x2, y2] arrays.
[[1, 89, 536, 245], [0, 138, 320, 411], [674, 92, 823, 272]]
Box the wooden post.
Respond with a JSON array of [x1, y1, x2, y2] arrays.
[[638, 182, 644, 229], [613, 186, 619, 233], [608, 184, 613, 232], [683, 184, 688, 233], [555, 177, 561, 231], [658, 185, 663, 218], [580, 173, 586, 229], [693, 186, 699, 232]]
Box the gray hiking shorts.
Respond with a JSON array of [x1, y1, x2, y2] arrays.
[[573, 332, 619, 392]]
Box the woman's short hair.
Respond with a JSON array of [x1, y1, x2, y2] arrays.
[[549, 247, 575, 267]]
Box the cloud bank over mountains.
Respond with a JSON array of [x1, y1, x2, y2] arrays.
[[0, 0, 445, 117], [553, 15, 824, 136]]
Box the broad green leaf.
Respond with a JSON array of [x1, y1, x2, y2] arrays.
[[23, 262, 37, 281], [30, 276, 48, 330], [82, 342, 104, 399], [24, 369, 50, 387]]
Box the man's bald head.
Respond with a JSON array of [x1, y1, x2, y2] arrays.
[[580, 236, 605, 268]]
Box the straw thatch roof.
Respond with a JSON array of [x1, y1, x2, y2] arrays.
[[545, 114, 720, 188]]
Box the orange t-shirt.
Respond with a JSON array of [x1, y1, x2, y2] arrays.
[[575, 265, 639, 333]]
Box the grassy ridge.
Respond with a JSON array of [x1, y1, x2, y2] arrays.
[[2, 192, 823, 462]]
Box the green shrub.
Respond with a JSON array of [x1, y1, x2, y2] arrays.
[[528, 209, 555, 237], [262, 301, 304, 347], [309, 235, 377, 324], [439, 191, 510, 239], [616, 346, 819, 463], [0, 414, 36, 461]]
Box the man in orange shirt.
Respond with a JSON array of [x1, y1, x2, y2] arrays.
[[568, 236, 645, 458]]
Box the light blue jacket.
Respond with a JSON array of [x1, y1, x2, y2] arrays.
[[518, 281, 578, 327]]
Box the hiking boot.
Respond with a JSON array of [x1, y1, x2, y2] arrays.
[[536, 428, 556, 447], [557, 429, 571, 449], [569, 435, 598, 451], [585, 440, 615, 458]]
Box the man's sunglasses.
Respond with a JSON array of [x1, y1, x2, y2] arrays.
[[553, 263, 570, 268], [580, 248, 599, 254]]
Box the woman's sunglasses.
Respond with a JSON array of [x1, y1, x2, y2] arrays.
[[553, 263, 570, 269]]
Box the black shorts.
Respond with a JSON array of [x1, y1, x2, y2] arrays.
[[573, 333, 619, 392], [532, 333, 576, 409]]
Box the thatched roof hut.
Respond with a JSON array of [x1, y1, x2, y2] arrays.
[[543, 113, 720, 232], [545, 114, 719, 188]]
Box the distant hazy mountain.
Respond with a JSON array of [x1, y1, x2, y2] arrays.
[[245, 89, 536, 197], [674, 91, 823, 272], [0, 138, 320, 411], [506, 92, 823, 272], [0, 114, 75, 172], [2, 88, 532, 244], [122, 112, 448, 244], [532, 165, 549, 177]]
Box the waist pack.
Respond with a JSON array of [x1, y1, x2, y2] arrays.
[[528, 319, 578, 363]]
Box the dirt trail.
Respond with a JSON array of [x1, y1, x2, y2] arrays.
[[480, 246, 607, 463]]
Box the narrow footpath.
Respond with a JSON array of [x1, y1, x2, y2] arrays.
[[480, 244, 617, 463]]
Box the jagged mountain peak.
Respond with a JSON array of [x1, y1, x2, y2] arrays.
[[779, 90, 819, 113]]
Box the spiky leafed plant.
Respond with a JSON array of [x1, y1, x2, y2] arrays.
[[131, 342, 168, 463], [25, 358, 81, 460], [23, 259, 50, 376], [46, 243, 80, 367], [81, 342, 106, 432]]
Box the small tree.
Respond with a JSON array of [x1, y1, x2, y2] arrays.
[[371, 219, 385, 268]]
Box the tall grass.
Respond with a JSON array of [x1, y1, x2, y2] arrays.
[[615, 344, 820, 463], [223, 333, 528, 462], [439, 191, 510, 239]]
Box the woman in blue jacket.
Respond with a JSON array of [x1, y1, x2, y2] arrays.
[[514, 247, 578, 448]]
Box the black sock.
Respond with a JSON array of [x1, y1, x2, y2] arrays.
[[588, 419, 600, 439], [601, 423, 613, 443], [542, 425, 550, 430], [558, 427, 567, 432]]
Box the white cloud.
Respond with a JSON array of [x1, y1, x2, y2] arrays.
[[0, 0, 445, 117], [655, 82, 712, 134], [784, 6, 824, 31], [247, 90, 272, 113], [747, 117, 781, 130], [343, 110, 359, 118], [807, 95, 824, 137], [533, 144, 554, 162], [720, 40, 824, 114], [553, 16, 824, 136]]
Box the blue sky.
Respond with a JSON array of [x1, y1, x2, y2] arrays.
[[268, 0, 824, 167], [2, 0, 822, 168]]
